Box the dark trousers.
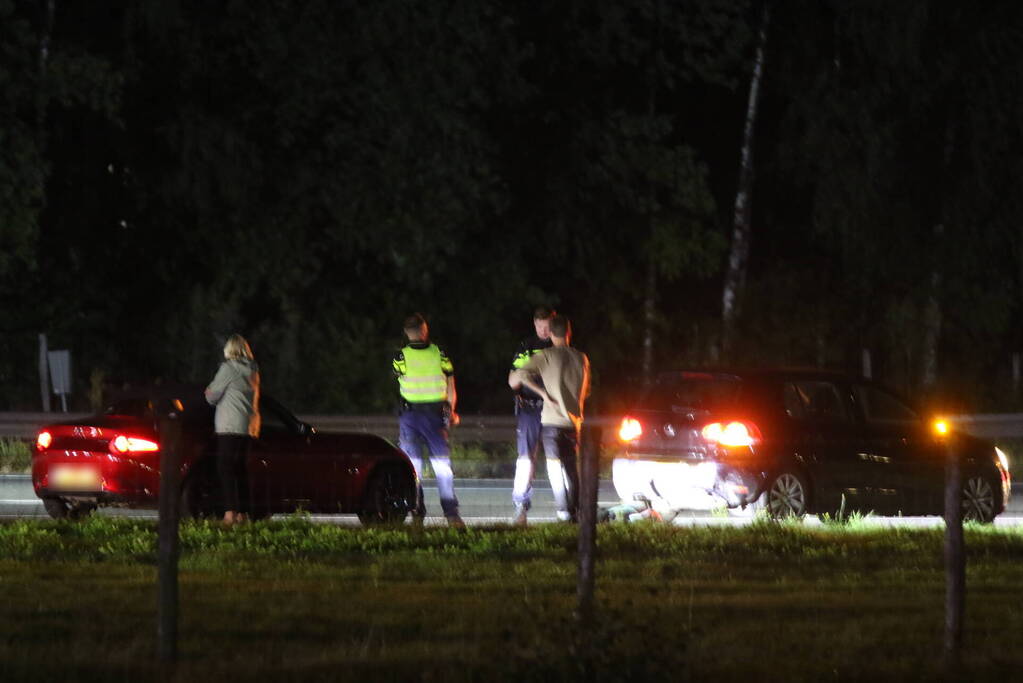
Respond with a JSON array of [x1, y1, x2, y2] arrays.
[[217, 434, 251, 514], [399, 407, 459, 517], [512, 406, 543, 509], [541, 425, 580, 521]]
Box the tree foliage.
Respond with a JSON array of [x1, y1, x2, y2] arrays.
[[1, 0, 1022, 413]]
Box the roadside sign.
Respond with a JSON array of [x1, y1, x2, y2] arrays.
[[48, 350, 72, 412]]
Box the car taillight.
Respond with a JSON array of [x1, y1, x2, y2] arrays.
[[618, 417, 643, 442], [701, 421, 760, 448], [36, 431, 52, 450], [109, 435, 160, 455]]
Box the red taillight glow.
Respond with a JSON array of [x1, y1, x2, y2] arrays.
[[701, 421, 760, 448], [618, 417, 643, 442], [36, 431, 52, 450], [109, 435, 160, 455]]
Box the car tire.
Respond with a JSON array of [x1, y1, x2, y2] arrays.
[[762, 470, 810, 520], [248, 508, 271, 522], [42, 497, 69, 520], [358, 465, 415, 526], [42, 497, 95, 521], [962, 474, 999, 523]]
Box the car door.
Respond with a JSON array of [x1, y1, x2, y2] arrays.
[[851, 383, 942, 515], [782, 380, 867, 514], [258, 398, 349, 513], [294, 430, 353, 513], [249, 399, 319, 512]]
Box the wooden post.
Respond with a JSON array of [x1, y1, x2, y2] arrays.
[[38, 333, 51, 412], [943, 432, 965, 666], [576, 426, 600, 623], [157, 407, 183, 666], [1012, 352, 1020, 401]]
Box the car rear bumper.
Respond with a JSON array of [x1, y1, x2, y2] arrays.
[[611, 454, 763, 512], [32, 451, 160, 505], [34, 487, 140, 507]]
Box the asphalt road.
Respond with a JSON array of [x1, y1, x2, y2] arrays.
[[2, 475, 1021, 527]]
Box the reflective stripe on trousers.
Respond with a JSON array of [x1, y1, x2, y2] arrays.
[[399, 409, 459, 517], [512, 407, 544, 509]]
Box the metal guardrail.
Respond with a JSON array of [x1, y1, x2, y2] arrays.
[[0, 413, 619, 445], [3, 412, 1023, 441]]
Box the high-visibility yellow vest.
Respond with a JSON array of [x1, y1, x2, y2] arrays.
[[396, 344, 448, 403]]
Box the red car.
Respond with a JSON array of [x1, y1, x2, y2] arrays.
[[32, 386, 417, 524]]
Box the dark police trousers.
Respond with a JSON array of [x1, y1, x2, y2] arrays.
[[398, 405, 460, 518]]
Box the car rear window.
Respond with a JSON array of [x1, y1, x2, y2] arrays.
[[637, 373, 742, 412], [104, 398, 153, 418], [105, 395, 212, 427]]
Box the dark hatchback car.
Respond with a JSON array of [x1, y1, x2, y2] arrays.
[[32, 386, 417, 524], [613, 370, 1011, 521]]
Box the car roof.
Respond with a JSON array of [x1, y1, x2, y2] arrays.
[[656, 368, 859, 383]]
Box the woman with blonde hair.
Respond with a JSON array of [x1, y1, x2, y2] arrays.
[[204, 334, 261, 526]]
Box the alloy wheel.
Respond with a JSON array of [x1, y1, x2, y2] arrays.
[[359, 467, 413, 525], [962, 476, 996, 523], [766, 473, 807, 518]]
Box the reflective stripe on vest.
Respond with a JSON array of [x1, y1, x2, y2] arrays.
[[398, 345, 448, 403]]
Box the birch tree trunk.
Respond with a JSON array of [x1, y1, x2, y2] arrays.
[[36, 0, 55, 126], [921, 121, 955, 390], [921, 237, 942, 389], [721, 3, 769, 359], [641, 0, 663, 386], [642, 259, 656, 384]]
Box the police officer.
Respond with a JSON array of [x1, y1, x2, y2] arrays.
[[393, 313, 464, 528], [509, 315, 590, 523], [508, 306, 555, 525]]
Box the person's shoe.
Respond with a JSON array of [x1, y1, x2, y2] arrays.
[[447, 514, 466, 530], [512, 506, 528, 527]]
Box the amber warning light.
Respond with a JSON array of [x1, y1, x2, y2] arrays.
[[36, 431, 52, 450]]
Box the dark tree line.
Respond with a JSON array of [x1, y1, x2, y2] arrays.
[[2, 0, 1023, 414]]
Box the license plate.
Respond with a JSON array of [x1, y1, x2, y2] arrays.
[[50, 465, 102, 490]]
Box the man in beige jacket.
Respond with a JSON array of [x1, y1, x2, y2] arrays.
[[508, 315, 590, 522]]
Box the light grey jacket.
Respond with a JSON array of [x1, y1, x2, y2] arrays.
[[204, 358, 261, 437]]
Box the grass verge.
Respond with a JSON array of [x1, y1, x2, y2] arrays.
[[0, 437, 31, 474], [1, 517, 1022, 682]]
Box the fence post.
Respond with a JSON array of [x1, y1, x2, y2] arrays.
[[943, 431, 965, 667], [576, 425, 601, 623], [157, 407, 183, 666]]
